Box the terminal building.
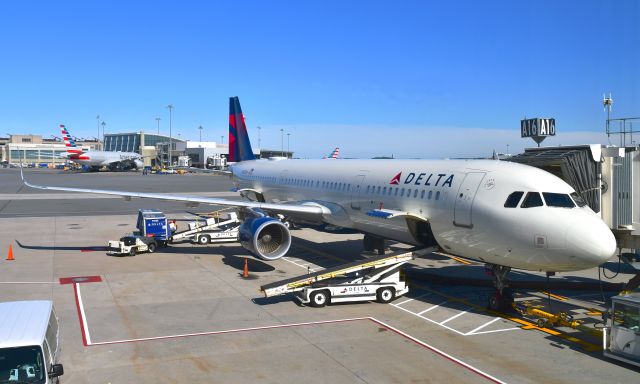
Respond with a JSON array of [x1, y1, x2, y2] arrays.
[[0, 134, 101, 166]]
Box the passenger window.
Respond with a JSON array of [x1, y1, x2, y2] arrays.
[[428, 190, 433, 199], [504, 191, 524, 208], [406, 189, 411, 198], [543, 193, 575, 208], [570, 192, 587, 207], [376, 186, 381, 194], [420, 190, 425, 199], [383, 187, 387, 195], [400, 188, 405, 197], [413, 189, 418, 198], [394, 188, 398, 196], [521, 192, 544, 208], [435, 191, 440, 200]]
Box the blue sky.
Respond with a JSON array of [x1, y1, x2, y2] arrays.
[[0, 1, 637, 158]]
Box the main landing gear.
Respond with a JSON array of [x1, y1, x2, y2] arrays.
[[487, 264, 514, 311], [363, 234, 386, 255]]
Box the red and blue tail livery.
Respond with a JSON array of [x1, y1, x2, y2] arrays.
[[228, 97, 256, 163]]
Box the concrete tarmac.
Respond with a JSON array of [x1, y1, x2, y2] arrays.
[[0, 168, 638, 383]]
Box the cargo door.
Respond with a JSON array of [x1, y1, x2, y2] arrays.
[[453, 172, 486, 228]]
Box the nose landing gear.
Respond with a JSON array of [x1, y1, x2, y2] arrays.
[[487, 264, 514, 311]]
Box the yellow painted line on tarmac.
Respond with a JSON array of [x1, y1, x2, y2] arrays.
[[540, 291, 568, 301]]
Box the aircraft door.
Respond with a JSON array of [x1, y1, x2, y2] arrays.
[[453, 172, 486, 228], [351, 175, 366, 209]]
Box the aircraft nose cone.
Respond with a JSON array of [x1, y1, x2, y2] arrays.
[[567, 218, 617, 268]]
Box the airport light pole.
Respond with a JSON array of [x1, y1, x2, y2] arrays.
[[221, 135, 224, 144], [155, 117, 161, 134], [198, 125, 203, 142], [96, 115, 100, 142], [101, 122, 106, 149], [166, 104, 173, 167], [287, 133, 290, 156], [280, 128, 284, 156], [257, 126, 261, 149]]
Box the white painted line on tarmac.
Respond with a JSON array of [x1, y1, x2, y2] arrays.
[[466, 317, 503, 335], [439, 308, 470, 325], [417, 300, 448, 315], [74, 283, 92, 345], [394, 292, 432, 306], [0, 281, 59, 284], [392, 303, 466, 336], [469, 327, 520, 336]]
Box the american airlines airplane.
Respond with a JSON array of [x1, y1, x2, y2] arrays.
[[23, 97, 617, 309], [61, 125, 143, 170], [323, 147, 340, 159]]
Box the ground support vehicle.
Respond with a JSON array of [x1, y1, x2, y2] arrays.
[[136, 209, 170, 244], [260, 250, 415, 307], [603, 292, 640, 367], [170, 212, 240, 245], [107, 235, 158, 256], [0, 301, 64, 383]]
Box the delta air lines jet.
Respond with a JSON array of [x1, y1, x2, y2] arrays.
[[61, 125, 143, 170], [23, 97, 617, 309]]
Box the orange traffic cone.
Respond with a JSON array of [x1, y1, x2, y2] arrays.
[[242, 258, 249, 278], [7, 244, 14, 261]]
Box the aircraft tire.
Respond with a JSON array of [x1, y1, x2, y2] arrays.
[[148, 242, 157, 253]]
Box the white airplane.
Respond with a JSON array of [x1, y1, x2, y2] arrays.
[[23, 97, 617, 309], [61, 125, 143, 170]]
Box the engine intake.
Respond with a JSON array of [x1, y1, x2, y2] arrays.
[[239, 216, 291, 260]]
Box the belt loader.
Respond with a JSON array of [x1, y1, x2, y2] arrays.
[[170, 212, 240, 245], [260, 250, 415, 307]]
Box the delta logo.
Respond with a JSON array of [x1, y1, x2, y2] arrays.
[[390, 171, 455, 187], [389, 172, 402, 185]]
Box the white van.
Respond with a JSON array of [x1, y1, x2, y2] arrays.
[[0, 300, 64, 383]]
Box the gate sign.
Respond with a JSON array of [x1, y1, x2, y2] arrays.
[[521, 118, 556, 145]]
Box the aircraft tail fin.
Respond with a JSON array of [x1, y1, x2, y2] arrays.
[[329, 147, 340, 159], [60, 125, 83, 155], [228, 97, 256, 162]]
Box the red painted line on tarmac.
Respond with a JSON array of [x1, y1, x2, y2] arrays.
[[71, 286, 505, 383], [72, 283, 89, 347], [368, 317, 506, 384], [59, 276, 102, 285]]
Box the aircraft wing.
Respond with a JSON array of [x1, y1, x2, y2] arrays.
[[20, 168, 329, 216]]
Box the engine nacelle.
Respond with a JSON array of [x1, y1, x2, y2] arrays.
[[239, 216, 291, 260]]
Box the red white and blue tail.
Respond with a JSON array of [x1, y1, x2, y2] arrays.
[[228, 97, 256, 163], [60, 125, 83, 155], [329, 147, 339, 159]]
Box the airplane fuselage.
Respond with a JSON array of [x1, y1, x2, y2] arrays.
[[232, 158, 616, 272], [68, 150, 143, 168]]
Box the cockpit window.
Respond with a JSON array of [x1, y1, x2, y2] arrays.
[[542, 193, 575, 208], [570, 192, 587, 207], [504, 191, 524, 208], [521, 192, 543, 208]]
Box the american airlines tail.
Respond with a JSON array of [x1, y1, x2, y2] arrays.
[[228, 97, 256, 163], [329, 147, 339, 159], [60, 125, 83, 155]]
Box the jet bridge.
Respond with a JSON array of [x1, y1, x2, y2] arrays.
[[260, 250, 417, 306]]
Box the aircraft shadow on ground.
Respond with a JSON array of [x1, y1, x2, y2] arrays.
[[14, 240, 108, 252]]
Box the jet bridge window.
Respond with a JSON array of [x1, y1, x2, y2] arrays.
[[504, 191, 524, 208], [521, 192, 544, 208], [542, 193, 575, 208]]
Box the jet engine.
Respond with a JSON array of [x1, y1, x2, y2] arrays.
[[239, 216, 292, 260]]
